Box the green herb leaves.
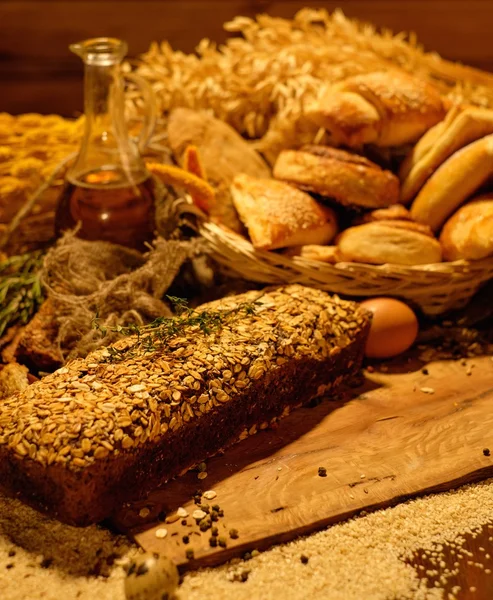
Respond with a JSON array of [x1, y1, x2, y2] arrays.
[[0, 250, 45, 337]]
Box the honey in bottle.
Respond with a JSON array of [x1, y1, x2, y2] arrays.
[[55, 38, 157, 251]]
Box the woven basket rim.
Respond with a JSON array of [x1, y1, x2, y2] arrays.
[[199, 221, 493, 276]]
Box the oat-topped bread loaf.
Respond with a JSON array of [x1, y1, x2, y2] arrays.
[[0, 286, 370, 525]]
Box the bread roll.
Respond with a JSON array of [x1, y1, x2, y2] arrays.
[[410, 134, 493, 232], [231, 174, 338, 250], [357, 204, 412, 224], [273, 145, 399, 209], [285, 245, 341, 264], [400, 105, 493, 203], [306, 71, 447, 148], [336, 222, 442, 265], [440, 194, 493, 261]]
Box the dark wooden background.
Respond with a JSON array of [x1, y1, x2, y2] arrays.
[[2, 0, 493, 117]]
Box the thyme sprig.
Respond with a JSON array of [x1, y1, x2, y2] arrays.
[[0, 250, 45, 337], [94, 294, 261, 361]]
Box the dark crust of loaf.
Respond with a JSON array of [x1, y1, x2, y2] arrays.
[[0, 330, 368, 526]]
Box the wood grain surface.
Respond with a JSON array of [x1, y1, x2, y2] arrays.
[[113, 354, 493, 570], [2, 0, 493, 115]]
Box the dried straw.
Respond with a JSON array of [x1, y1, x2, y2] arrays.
[[130, 8, 493, 162]]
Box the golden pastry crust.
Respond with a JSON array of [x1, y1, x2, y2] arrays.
[[410, 133, 493, 232], [357, 204, 412, 224], [231, 174, 338, 250], [440, 194, 493, 261], [306, 71, 447, 148], [336, 222, 442, 265], [373, 219, 435, 238], [273, 145, 399, 209], [400, 105, 493, 203]]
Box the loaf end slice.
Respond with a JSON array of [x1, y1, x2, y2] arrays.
[[0, 285, 370, 525]]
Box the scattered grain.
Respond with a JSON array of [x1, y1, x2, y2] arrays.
[[154, 528, 168, 539]]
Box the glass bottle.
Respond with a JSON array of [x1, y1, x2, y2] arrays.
[[55, 38, 157, 250]]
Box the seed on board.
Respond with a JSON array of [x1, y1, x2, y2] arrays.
[[177, 507, 189, 518], [300, 554, 309, 564], [229, 528, 239, 539], [318, 467, 327, 477], [209, 536, 218, 547], [483, 448, 491, 457], [155, 528, 168, 539], [193, 509, 207, 521], [203, 490, 217, 500], [420, 387, 435, 394], [199, 519, 212, 532], [218, 536, 227, 548], [186, 549, 195, 560], [124, 552, 178, 600]]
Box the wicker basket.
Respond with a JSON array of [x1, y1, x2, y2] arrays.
[[198, 220, 493, 315]]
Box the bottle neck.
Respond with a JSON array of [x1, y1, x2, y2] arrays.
[[69, 60, 147, 185], [83, 61, 123, 137]]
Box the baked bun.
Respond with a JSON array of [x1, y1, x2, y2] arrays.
[[440, 194, 493, 261], [336, 221, 442, 265], [285, 245, 341, 264], [410, 134, 493, 232], [231, 174, 338, 250], [373, 219, 434, 237], [357, 204, 412, 224], [273, 145, 399, 209], [400, 105, 493, 203], [306, 71, 447, 148]]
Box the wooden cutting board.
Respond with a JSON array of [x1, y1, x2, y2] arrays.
[[113, 355, 493, 569]]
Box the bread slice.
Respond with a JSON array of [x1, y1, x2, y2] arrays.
[[273, 145, 399, 209], [231, 174, 338, 250], [0, 285, 370, 525]]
